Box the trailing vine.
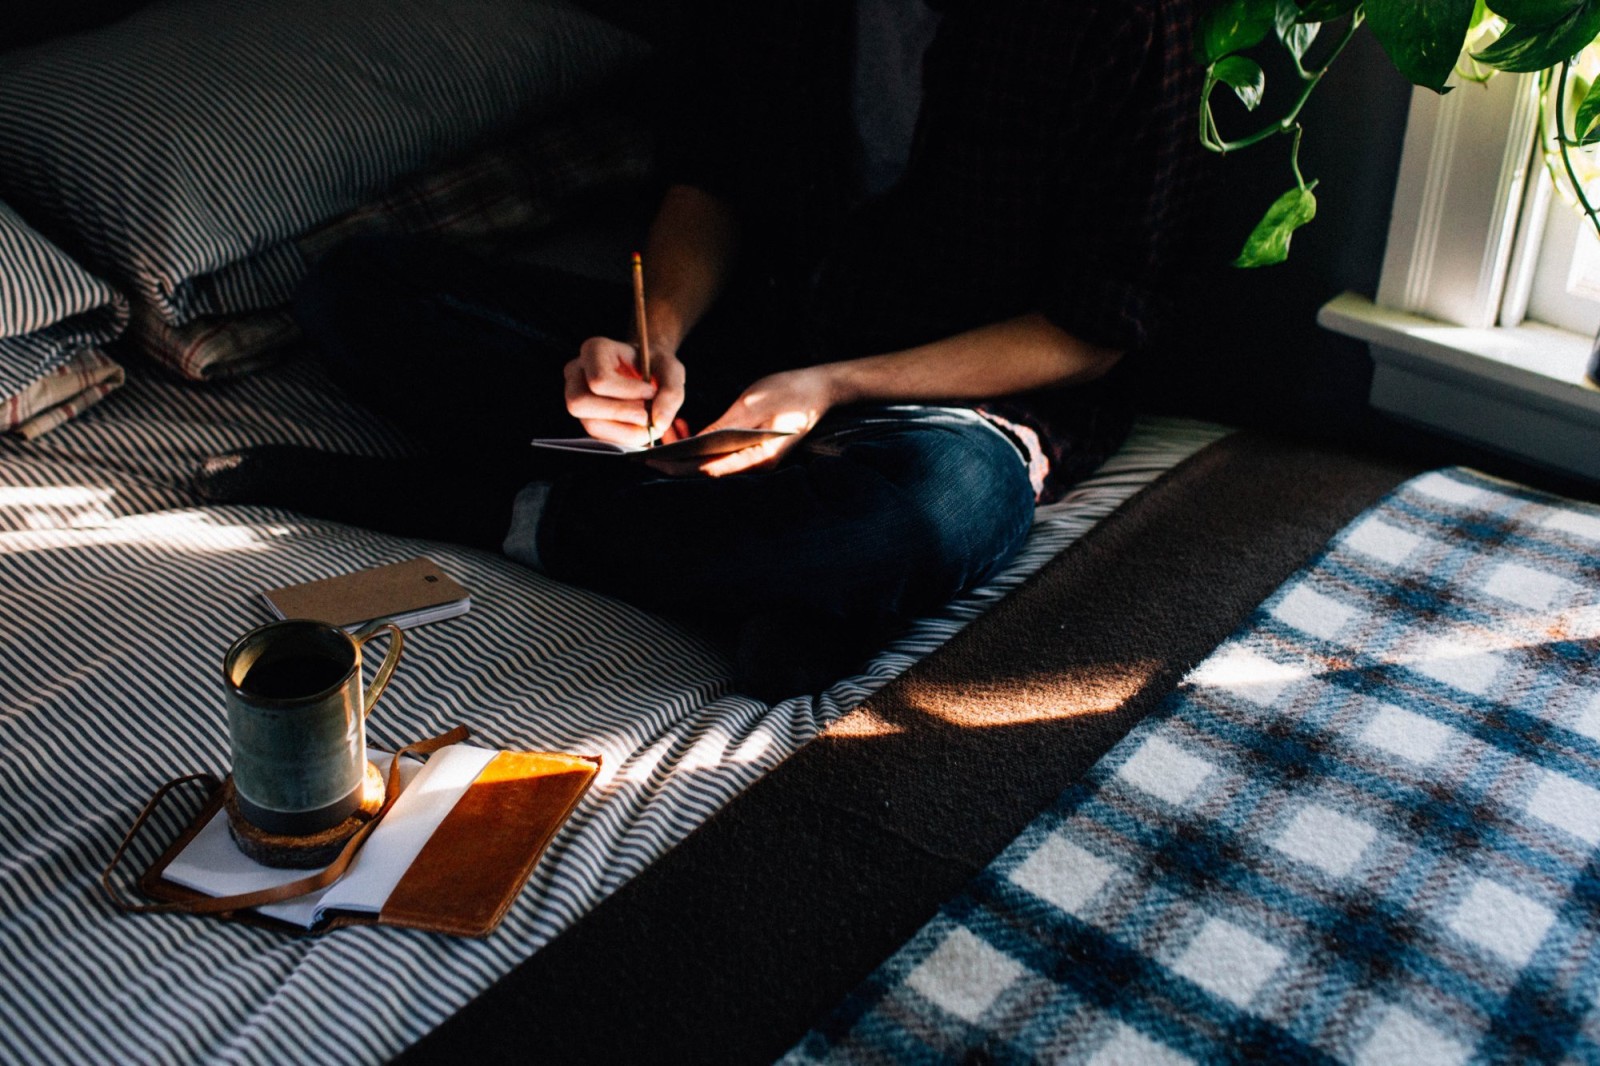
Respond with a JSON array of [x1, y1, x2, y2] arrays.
[[1202, 0, 1600, 264]]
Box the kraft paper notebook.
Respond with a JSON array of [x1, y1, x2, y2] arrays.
[[140, 744, 601, 937], [261, 556, 471, 630]]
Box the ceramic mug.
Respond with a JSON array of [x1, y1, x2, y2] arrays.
[[222, 618, 403, 836]]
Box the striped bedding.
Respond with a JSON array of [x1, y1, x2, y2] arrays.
[[0, 352, 1229, 1064], [0, 0, 645, 335]]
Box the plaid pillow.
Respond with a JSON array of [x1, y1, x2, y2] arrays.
[[0, 200, 127, 436], [4, 349, 125, 439]]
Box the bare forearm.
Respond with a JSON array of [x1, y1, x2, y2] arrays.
[[640, 184, 739, 352], [821, 313, 1123, 408], [689, 313, 1125, 476]]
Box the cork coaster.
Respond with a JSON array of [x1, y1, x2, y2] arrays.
[[225, 761, 386, 869]]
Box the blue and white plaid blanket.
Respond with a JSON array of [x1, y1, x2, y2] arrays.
[[786, 468, 1600, 1064]]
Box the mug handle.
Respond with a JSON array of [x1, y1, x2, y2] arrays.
[[351, 619, 404, 720]]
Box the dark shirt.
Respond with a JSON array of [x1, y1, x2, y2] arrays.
[[851, 0, 942, 203], [668, 0, 1209, 502]]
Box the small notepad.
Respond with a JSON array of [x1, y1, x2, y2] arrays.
[[261, 556, 470, 631], [530, 426, 792, 458]]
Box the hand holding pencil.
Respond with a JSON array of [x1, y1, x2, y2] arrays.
[[561, 255, 687, 448]]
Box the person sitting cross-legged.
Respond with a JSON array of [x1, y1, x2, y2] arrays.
[[195, 0, 1210, 698]]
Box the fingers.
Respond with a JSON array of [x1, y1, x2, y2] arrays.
[[646, 352, 687, 433], [643, 434, 798, 479], [569, 337, 654, 399], [699, 435, 795, 477], [564, 358, 651, 427], [563, 337, 694, 448], [640, 418, 691, 451], [579, 416, 654, 446]]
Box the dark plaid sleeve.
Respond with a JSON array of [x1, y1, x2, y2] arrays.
[[1026, 0, 1207, 354], [811, 0, 1209, 361]]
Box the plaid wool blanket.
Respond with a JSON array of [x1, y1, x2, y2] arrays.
[[787, 468, 1600, 1064]]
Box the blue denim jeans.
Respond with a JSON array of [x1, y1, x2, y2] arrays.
[[529, 405, 1035, 625], [293, 235, 1036, 627]]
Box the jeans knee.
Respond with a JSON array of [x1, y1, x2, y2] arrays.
[[874, 427, 1035, 601]]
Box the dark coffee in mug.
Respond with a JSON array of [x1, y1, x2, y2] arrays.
[[239, 653, 349, 701], [223, 619, 403, 837]]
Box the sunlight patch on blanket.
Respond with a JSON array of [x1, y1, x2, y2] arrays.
[[0, 484, 114, 508], [826, 706, 911, 738], [0, 510, 285, 552], [897, 657, 1167, 728]]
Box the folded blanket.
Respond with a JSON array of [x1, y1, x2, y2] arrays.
[[4, 349, 125, 438], [790, 467, 1600, 1064], [0, 200, 128, 436]]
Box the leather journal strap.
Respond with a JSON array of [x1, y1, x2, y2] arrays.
[[101, 725, 470, 916]]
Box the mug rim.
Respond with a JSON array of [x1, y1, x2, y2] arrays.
[[222, 618, 359, 706]]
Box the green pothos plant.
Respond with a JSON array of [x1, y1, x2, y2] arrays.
[[1203, 0, 1600, 266]]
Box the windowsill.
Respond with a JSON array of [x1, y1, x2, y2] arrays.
[[1319, 291, 1600, 481]]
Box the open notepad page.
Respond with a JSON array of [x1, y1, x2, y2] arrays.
[[529, 426, 792, 457], [162, 744, 499, 928]]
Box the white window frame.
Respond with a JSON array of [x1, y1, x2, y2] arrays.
[[1318, 72, 1600, 482], [1515, 176, 1600, 334]]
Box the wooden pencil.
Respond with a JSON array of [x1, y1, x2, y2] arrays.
[[631, 251, 655, 445]]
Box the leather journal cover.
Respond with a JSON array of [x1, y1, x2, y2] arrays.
[[139, 746, 601, 938]]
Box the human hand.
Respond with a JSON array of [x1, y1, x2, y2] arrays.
[[647, 365, 835, 477], [563, 337, 688, 447]]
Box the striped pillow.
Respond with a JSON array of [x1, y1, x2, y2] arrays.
[[0, 201, 127, 437], [0, 0, 645, 373], [126, 96, 656, 381]]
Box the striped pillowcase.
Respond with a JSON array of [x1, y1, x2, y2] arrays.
[[0, 0, 646, 379], [0, 200, 128, 437]]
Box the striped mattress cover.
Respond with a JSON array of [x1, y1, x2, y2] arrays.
[[0, 351, 1230, 1064]]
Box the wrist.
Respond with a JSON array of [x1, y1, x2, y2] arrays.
[[810, 361, 858, 408]]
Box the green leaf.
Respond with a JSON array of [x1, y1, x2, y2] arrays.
[[1366, 0, 1477, 90], [1488, 0, 1586, 27], [1474, 1, 1600, 72], [1575, 77, 1600, 142], [1214, 55, 1268, 109], [1295, 0, 1360, 21], [1276, 0, 1321, 57], [1200, 0, 1277, 64], [1234, 185, 1319, 267]]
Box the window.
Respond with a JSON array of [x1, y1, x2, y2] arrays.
[[1319, 71, 1600, 482], [1515, 180, 1600, 336]]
